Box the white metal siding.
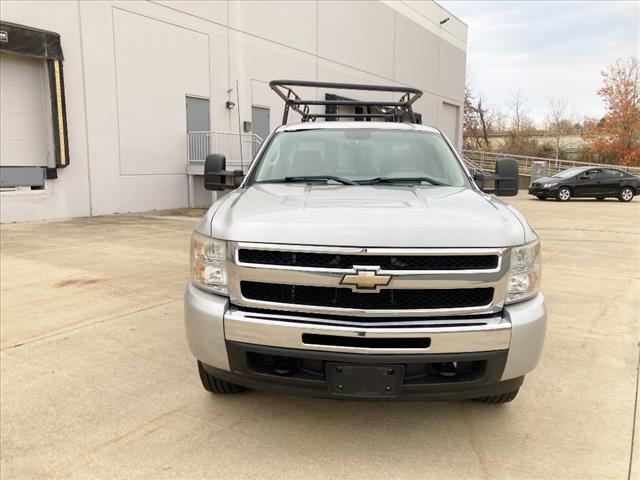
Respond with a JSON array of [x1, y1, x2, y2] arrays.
[[0, 0, 467, 222]]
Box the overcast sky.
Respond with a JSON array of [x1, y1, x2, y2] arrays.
[[440, 0, 640, 125]]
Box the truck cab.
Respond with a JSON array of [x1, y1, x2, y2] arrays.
[[185, 81, 545, 403]]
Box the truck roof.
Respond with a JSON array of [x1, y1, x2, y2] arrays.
[[276, 122, 440, 134]]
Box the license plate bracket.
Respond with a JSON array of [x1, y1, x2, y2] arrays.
[[325, 363, 404, 397]]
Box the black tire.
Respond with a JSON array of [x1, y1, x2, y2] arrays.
[[536, 195, 547, 200], [618, 187, 634, 202], [596, 196, 605, 200], [556, 187, 571, 202], [198, 361, 246, 394], [473, 388, 519, 404]]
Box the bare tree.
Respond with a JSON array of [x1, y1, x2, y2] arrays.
[[504, 90, 537, 154], [508, 89, 528, 134], [547, 97, 568, 159], [476, 94, 494, 148], [463, 84, 481, 149], [464, 83, 495, 150]]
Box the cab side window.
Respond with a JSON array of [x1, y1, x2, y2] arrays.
[[585, 169, 603, 179], [604, 169, 624, 178]]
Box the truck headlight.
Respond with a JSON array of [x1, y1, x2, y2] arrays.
[[506, 240, 541, 304], [542, 183, 553, 188], [191, 232, 228, 295]]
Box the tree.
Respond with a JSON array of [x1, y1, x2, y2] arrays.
[[508, 89, 528, 134], [476, 94, 494, 149], [546, 97, 568, 159], [463, 85, 481, 149], [505, 90, 536, 154], [584, 57, 640, 165], [463, 83, 494, 150]]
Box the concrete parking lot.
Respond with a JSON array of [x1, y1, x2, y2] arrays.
[[1, 193, 639, 479]]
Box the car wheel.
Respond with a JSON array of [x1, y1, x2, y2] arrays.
[[556, 187, 571, 202], [473, 388, 519, 404], [618, 187, 634, 202], [596, 196, 605, 200], [536, 195, 547, 200], [198, 361, 246, 394]]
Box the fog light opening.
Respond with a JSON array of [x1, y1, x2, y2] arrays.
[[435, 361, 457, 378], [273, 356, 297, 376]]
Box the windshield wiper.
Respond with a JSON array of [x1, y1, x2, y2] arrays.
[[358, 176, 448, 186], [258, 175, 358, 185]]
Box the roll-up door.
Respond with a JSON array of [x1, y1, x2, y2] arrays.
[[0, 52, 50, 168]]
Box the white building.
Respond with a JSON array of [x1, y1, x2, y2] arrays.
[[0, 1, 467, 222]]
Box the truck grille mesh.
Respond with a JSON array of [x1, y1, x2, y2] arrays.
[[240, 281, 494, 310], [238, 250, 498, 271]]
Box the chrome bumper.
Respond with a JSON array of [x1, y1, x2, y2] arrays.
[[184, 282, 546, 381], [224, 309, 511, 355]]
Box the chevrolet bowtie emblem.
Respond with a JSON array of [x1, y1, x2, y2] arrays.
[[341, 267, 391, 292]]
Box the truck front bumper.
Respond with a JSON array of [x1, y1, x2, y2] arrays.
[[184, 283, 546, 400]]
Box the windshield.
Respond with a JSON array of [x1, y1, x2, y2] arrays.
[[552, 167, 589, 179], [249, 129, 468, 187]]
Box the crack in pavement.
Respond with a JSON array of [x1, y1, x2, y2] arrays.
[[2, 298, 180, 351]]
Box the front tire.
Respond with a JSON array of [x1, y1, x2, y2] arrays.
[[619, 187, 634, 202], [556, 187, 571, 202], [473, 388, 519, 404], [198, 361, 246, 394]]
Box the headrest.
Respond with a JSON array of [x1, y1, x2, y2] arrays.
[[291, 150, 323, 176]]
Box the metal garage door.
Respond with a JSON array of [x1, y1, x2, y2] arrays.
[[0, 52, 50, 167], [441, 102, 460, 150]]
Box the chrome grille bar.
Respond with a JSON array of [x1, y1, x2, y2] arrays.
[[227, 242, 510, 318]]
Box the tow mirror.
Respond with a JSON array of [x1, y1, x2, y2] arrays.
[[204, 154, 244, 191], [494, 159, 519, 196], [474, 158, 519, 196]]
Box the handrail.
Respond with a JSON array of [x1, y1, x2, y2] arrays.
[[462, 150, 640, 176], [187, 131, 264, 171]]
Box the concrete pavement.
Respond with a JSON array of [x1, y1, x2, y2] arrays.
[[1, 193, 639, 479]]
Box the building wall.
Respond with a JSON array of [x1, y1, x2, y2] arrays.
[[0, 0, 467, 222]]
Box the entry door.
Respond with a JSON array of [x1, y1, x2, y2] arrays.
[[251, 106, 270, 157], [186, 96, 210, 161]]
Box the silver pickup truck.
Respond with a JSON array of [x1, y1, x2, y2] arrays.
[[184, 81, 546, 403]]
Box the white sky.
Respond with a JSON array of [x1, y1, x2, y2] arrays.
[[440, 0, 640, 125]]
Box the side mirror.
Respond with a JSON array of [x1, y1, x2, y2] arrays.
[[578, 176, 588, 181], [204, 154, 244, 191], [494, 158, 519, 196], [474, 159, 519, 196]]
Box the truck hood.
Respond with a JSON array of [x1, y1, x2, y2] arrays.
[[205, 184, 527, 248]]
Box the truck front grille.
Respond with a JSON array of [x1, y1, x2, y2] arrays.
[[240, 281, 494, 310], [238, 249, 498, 271]]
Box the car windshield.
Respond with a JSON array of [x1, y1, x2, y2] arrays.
[[250, 129, 468, 187], [552, 167, 589, 179]]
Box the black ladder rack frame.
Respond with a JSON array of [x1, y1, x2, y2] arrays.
[[269, 80, 423, 125]]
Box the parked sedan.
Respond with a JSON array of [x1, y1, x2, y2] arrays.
[[528, 166, 639, 202]]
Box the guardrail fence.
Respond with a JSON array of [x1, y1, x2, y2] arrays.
[[462, 150, 640, 178], [187, 131, 263, 171]]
